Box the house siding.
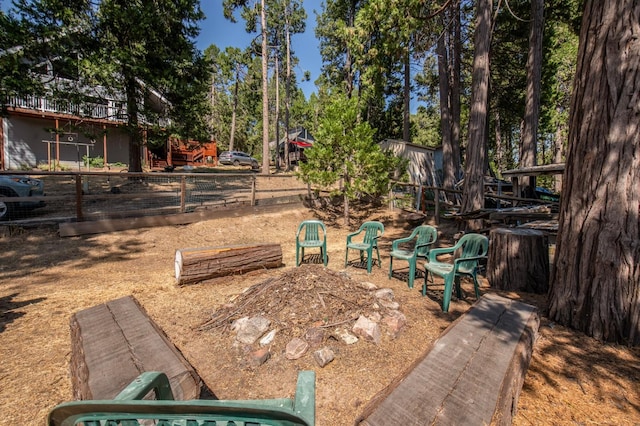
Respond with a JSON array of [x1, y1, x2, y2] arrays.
[[379, 139, 442, 186], [2, 114, 130, 170]]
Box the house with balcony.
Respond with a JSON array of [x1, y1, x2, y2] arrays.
[[0, 55, 178, 171]]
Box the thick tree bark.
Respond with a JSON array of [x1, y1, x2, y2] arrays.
[[488, 228, 549, 293], [461, 0, 492, 230], [549, 0, 640, 345]]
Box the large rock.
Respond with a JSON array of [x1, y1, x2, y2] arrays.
[[353, 315, 381, 345]]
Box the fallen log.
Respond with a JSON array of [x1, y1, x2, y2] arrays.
[[175, 243, 283, 285]]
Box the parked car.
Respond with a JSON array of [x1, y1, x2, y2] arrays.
[[0, 175, 46, 220], [218, 151, 259, 169]]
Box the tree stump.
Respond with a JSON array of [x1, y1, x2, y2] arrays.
[[487, 228, 549, 293], [175, 243, 282, 285]]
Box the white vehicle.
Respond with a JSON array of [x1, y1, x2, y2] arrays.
[[218, 151, 259, 169]]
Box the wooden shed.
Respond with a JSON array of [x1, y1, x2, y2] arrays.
[[379, 139, 441, 186]]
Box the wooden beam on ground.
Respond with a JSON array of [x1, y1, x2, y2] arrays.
[[356, 293, 539, 426], [58, 201, 303, 237], [70, 296, 203, 400], [175, 243, 283, 285]]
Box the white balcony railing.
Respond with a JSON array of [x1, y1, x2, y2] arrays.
[[9, 95, 128, 122]]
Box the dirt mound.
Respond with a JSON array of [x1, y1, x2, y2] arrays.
[[197, 265, 403, 369]]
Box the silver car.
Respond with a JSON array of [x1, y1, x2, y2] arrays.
[[218, 151, 259, 169], [0, 175, 46, 220]]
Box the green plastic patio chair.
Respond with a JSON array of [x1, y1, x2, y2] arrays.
[[423, 233, 489, 312], [388, 225, 438, 289], [345, 221, 384, 273], [296, 220, 328, 266], [48, 370, 316, 426]]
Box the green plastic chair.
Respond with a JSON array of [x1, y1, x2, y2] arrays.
[[388, 225, 438, 289], [48, 370, 315, 426], [296, 220, 328, 266], [423, 233, 489, 312], [345, 221, 384, 273]]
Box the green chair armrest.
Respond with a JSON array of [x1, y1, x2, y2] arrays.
[[391, 235, 413, 251], [114, 371, 174, 401], [415, 241, 435, 251], [427, 246, 456, 261], [453, 255, 487, 266]]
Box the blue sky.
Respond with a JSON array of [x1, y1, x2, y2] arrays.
[[197, 1, 324, 99]]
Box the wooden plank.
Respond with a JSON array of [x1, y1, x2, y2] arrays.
[[59, 201, 303, 237], [175, 243, 283, 285], [70, 302, 141, 399], [356, 294, 539, 426], [70, 296, 202, 400]]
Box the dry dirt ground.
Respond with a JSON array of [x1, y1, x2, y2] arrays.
[[0, 204, 639, 425]]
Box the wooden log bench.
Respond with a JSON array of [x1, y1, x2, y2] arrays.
[[175, 243, 283, 285], [70, 295, 203, 400], [356, 293, 539, 425]]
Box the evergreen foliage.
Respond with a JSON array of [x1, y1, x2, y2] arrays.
[[2, 0, 211, 171], [298, 91, 399, 224]]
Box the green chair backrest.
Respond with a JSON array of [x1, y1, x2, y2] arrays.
[[360, 221, 384, 246], [48, 371, 315, 426], [414, 225, 438, 258], [298, 220, 325, 242], [456, 233, 489, 274]]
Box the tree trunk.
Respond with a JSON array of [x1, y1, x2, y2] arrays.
[[274, 53, 280, 170], [450, 1, 462, 183], [487, 228, 549, 293], [549, 0, 640, 345], [403, 49, 410, 142], [285, 14, 291, 170], [461, 0, 492, 230], [229, 76, 239, 152], [520, 0, 544, 187], [260, 0, 270, 174], [125, 76, 143, 172], [438, 20, 454, 192]]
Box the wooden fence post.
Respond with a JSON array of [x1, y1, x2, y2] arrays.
[[75, 174, 83, 221], [434, 187, 440, 225], [251, 177, 257, 206], [180, 175, 186, 213]]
